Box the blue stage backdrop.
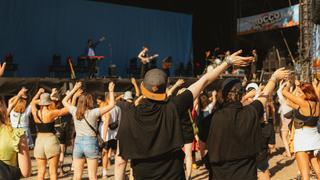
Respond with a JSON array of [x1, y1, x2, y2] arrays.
[[0, 0, 192, 77]]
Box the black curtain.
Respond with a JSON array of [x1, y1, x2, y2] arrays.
[[192, 0, 238, 75]]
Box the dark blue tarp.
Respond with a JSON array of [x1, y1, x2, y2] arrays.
[[0, 0, 192, 77]]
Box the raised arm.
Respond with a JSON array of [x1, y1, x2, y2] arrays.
[[31, 88, 45, 119], [138, 51, 149, 64], [167, 79, 185, 97], [115, 93, 124, 102], [71, 89, 83, 106], [7, 87, 27, 114], [0, 62, 6, 77], [241, 90, 256, 105], [257, 68, 290, 107], [62, 82, 82, 109], [102, 113, 111, 141], [209, 90, 217, 107], [134, 95, 143, 106], [282, 82, 306, 108], [131, 77, 140, 97], [313, 78, 320, 99], [99, 82, 115, 116], [188, 50, 253, 99], [48, 107, 70, 120]]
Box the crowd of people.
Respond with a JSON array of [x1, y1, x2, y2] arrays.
[[0, 50, 320, 180]]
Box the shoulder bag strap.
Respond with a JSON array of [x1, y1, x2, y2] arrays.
[[17, 113, 22, 128], [83, 117, 98, 136]]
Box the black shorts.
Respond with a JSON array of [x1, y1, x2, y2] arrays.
[[55, 128, 67, 145], [104, 139, 117, 150]]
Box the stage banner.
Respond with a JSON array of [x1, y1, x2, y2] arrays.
[[237, 4, 300, 35], [311, 24, 320, 78]]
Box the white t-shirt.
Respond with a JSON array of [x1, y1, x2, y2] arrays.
[[88, 48, 95, 56], [277, 88, 292, 115], [10, 105, 31, 128], [99, 106, 121, 141]]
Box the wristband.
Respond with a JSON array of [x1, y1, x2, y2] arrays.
[[270, 75, 277, 83], [225, 56, 233, 66]]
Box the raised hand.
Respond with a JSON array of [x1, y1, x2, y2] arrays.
[[51, 88, 57, 94], [18, 87, 28, 97], [131, 77, 137, 85], [108, 82, 115, 92], [212, 90, 217, 97], [38, 88, 45, 94], [228, 50, 254, 67], [74, 82, 82, 90], [74, 89, 83, 97], [175, 79, 185, 87], [65, 90, 71, 96], [272, 67, 291, 81]]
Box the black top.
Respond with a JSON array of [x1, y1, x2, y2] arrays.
[[256, 122, 275, 163], [117, 90, 193, 179], [207, 100, 264, 180], [35, 122, 56, 133], [180, 108, 195, 144]]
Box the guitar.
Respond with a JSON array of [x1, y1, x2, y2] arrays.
[[67, 58, 76, 79], [141, 54, 159, 64]]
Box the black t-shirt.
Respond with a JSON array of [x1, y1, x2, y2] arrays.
[[173, 94, 194, 144], [256, 122, 275, 163], [208, 100, 264, 180], [117, 90, 194, 179]]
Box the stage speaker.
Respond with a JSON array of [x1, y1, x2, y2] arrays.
[[52, 54, 61, 66], [312, 0, 320, 24], [108, 64, 117, 77]]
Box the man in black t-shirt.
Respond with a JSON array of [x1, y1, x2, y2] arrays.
[[116, 50, 261, 179], [207, 67, 290, 180]]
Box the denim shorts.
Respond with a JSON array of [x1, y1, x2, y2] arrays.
[[73, 136, 99, 159]]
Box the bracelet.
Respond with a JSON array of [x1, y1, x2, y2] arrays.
[[225, 56, 233, 66], [270, 75, 277, 83]]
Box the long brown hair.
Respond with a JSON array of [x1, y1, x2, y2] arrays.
[[0, 96, 12, 130], [76, 93, 94, 120], [300, 83, 319, 102], [13, 98, 27, 113]]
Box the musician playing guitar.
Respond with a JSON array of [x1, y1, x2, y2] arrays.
[[138, 46, 159, 78]]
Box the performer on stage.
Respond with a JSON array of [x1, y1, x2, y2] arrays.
[[84, 37, 105, 57], [84, 36, 105, 78], [162, 56, 172, 77], [138, 46, 158, 78]]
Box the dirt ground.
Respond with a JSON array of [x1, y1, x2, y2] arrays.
[[22, 134, 316, 180]]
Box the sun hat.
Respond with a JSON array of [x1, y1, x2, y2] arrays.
[[38, 93, 53, 106]]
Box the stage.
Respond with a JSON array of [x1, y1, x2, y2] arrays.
[[0, 74, 245, 97]]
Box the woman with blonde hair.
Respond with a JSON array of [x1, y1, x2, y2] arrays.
[[62, 82, 115, 180], [282, 82, 320, 180], [31, 88, 69, 180], [0, 96, 31, 179]]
